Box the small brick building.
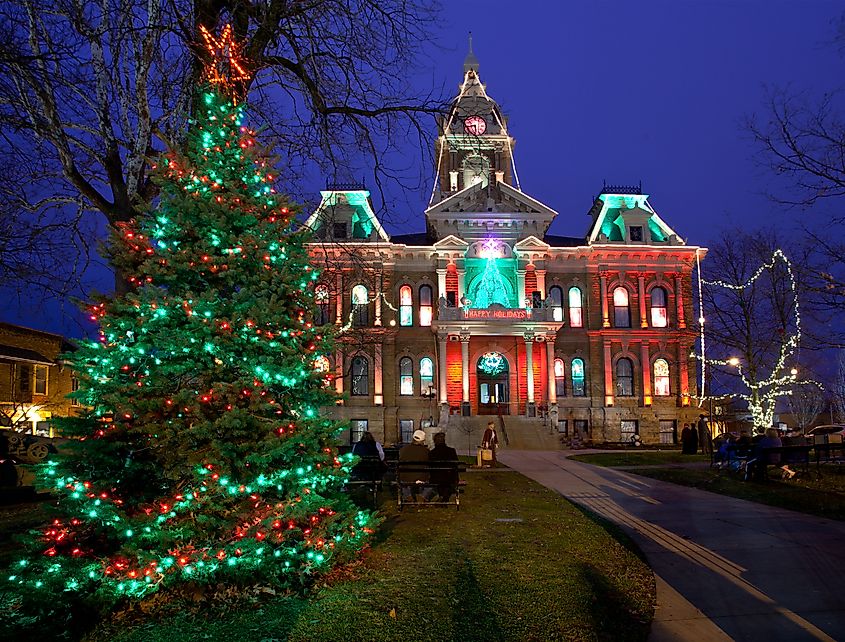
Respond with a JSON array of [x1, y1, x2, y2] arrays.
[[305, 49, 706, 447], [0, 322, 81, 436]]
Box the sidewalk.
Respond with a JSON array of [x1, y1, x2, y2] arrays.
[[498, 449, 845, 642]]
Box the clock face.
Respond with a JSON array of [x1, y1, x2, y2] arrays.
[[464, 115, 486, 136]]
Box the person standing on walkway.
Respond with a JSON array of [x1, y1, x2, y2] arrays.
[[681, 423, 693, 454], [482, 421, 499, 466], [697, 414, 712, 454]]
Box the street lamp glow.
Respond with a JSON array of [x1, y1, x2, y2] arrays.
[[790, 368, 798, 376], [728, 357, 740, 366]]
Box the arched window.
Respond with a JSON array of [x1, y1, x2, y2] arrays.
[[548, 286, 563, 322], [313, 355, 330, 373], [613, 287, 631, 328], [616, 358, 634, 396], [351, 356, 369, 396], [419, 285, 433, 327], [650, 287, 668, 328], [399, 357, 414, 396], [571, 358, 586, 397], [399, 285, 413, 327], [568, 287, 583, 328], [554, 358, 566, 397], [420, 357, 434, 395], [654, 358, 670, 396], [315, 284, 330, 326], [351, 284, 369, 326]]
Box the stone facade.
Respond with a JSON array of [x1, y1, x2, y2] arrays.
[[305, 51, 706, 447]]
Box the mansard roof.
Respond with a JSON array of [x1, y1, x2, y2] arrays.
[[586, 191, 683, 246], [304, 187, 390, 242]]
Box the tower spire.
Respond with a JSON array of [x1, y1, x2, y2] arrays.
[[463, 31, 479, 74]]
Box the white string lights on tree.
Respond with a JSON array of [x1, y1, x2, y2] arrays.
[[695, 248, 820, 431]]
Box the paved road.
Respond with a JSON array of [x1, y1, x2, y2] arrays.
[[497, 449, 845, 642]]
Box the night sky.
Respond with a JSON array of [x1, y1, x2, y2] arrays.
[[3, 0, 843, 338]]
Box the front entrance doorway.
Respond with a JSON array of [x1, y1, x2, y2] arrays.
[[477, 352, 509, 415]]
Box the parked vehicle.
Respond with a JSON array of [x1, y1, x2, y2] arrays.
[[804, 425, 845, 443]]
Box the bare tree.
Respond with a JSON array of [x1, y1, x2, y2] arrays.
[[830, 349, 845, 423], [0, 0, 446, 293], [787, 382, 825, 433]]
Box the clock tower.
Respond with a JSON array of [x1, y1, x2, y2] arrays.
[[431, 35, 518, 203]]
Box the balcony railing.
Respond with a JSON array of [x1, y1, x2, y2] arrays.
[[437, 306, 559, 322]]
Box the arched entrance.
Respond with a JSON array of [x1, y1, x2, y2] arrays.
[[477, 352, 509, 415]]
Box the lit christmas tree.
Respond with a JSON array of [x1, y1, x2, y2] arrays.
[[3, 28, 373, 628]]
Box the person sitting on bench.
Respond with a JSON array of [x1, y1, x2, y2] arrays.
[[350, 431, 386, 481], [399, 430, 434, 502], [429, 431, 459, 502]]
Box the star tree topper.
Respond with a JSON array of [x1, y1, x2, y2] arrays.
[[199, 24, 251, 94]]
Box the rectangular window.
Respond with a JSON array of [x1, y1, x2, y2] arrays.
[[399, 419, 414, 444], [651, 307, 668, 328], [532, 291, 542, 308], [555, 377, 566, 398], [446, 291, 457, 307], [333, 222, 347, 239], [569, 307, 583, 327], [350, 419, 367, 444], [557, 419, 568, 435], [419, 286, 433, 327], [71, 377, 80, 407], [629, 226, 643, 242], [659, 420, 676, 445], [18, 365, 31, 394], [399, 307, 413, 326], [574, 420, 589, 439], [621, 420, 639, 442], [34, 365, 48, 395]]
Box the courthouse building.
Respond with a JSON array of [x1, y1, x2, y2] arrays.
[[306, 47, 705, 447]]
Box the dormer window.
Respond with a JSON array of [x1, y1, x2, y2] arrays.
[[333, 222, 347, 239], [629, 226, 643, 242]]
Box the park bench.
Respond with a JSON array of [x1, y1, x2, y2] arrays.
[[394, 460, 467, 511], [751, 445, 812, 481], [343, 455, 387, 505], [812, 441, 845, 475]]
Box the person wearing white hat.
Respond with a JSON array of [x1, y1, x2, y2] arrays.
[[398, 429, 433, 502]]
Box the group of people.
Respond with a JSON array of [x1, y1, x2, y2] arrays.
[[351, 429, 461, 503], [398, 429, 459, 502], [680, 414, 711, 455], [713, 428, 796, 480]]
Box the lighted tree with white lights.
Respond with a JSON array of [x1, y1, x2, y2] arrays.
[[697, 231, 817, 432]]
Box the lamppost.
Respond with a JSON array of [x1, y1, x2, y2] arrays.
[[422, 385, 437, 429]]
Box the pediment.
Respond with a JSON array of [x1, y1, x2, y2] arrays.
[[426, 181, 557, 219], [514, 235, 551, 252], [432, 234, 469, 250]]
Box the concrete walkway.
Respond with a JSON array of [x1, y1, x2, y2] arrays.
[[498, 449, 845, 642]]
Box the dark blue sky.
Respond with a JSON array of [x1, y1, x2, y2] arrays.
[[4, 0, 843, 338]]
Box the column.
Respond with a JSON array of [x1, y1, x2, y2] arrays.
[[516, 269, 527, 307], [600, 273, 610, 328], [461, 333, 470, 416], [675, 274, 686, 328], [374, 343, 383, 406], [524, 334, 535, 414], [535, 269, 546, 298], [335, 348, 344, 397], [678, 341, 690, 406], [437, 331, 448, 404], [640, 342, 652, 405], [436, 268, 448, 300], [638, 274, 648, 328], [457, 269, 466, 304], [374, 273, 382, 326], [546, 338, 557, 405], [603, 340, 614, 406], [335, 272, 343, 325]]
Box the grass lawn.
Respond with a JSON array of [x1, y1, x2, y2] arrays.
[[572, 453, 845, 521], [73, 469, 654, 642], [570, 452, 710, 467]]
